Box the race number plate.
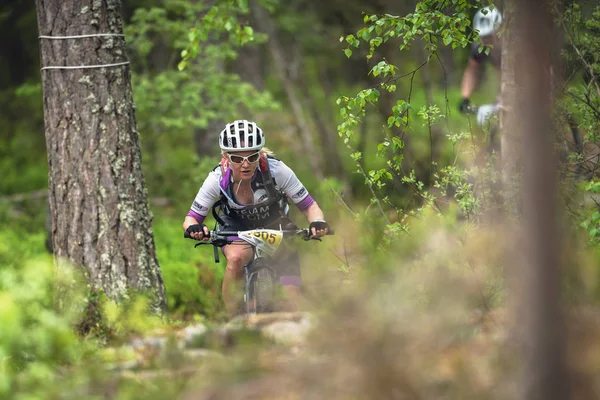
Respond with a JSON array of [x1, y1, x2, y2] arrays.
[[238, 229, 284, 256]]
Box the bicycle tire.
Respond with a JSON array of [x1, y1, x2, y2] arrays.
[[247, 259, 276, 314]]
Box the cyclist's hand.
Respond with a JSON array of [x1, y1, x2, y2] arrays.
[[309, 220, 330, 238], [185, 224, 209, 240], [459, 98, 471, 114]]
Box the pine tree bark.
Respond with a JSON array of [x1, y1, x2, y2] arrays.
[[36, 0, 166, 312]]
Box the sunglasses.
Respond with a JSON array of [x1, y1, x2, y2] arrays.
[[227, 152, 260, 164]]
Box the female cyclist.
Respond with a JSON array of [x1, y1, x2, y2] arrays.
[[182, 119, 330, 316]]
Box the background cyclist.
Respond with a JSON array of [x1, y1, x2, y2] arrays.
[[458, 5, 503, 115]]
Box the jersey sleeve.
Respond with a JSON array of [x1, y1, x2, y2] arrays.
[[187, 170, 222, 223], [270, 159, 315, 211]]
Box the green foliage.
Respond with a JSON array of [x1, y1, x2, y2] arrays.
[[126, 0, 279, 204], [334, 0, 517, 245], [580, 180, 600, 242], [559, 4, 600, 144], [338, 0, 480, 138], [561, 4, 600, 143], [177, 0, 262, 71], [556, 5, 600, 244], [0, 226, 87, 398], [344, 2, 478, 60], [0, 82, 46, 196], [153, 213, 227, 320], [0, 220, 198, 398]]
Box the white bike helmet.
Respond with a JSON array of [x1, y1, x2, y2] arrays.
[[219, 119, 264, 152], [473, 6, 502, 37]]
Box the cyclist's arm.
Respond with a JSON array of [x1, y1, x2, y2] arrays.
[[182, 170, 221, 232], [302, 201, 325, 222], [270, 160, 329, 236]]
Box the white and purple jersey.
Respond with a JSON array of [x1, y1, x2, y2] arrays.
[[187, 157, 314, 225]]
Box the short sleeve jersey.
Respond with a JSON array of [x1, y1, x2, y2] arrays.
[[188, 157, 313, 221]]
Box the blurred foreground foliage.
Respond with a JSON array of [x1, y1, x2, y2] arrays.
[[2, 206, 600, 398]]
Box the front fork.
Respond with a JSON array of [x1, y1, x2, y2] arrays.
[[243, 263, 256, 314]]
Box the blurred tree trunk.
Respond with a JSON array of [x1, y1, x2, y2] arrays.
[[291, 50, 345, 180], [191, 0, 224, 157], [193, 41, 224, 157], [503, 0, 569, 398], [439, 44, 456, 87], [499, 2, 520, 214], [437, 5, 457, 87], [194, 121, 223, 156], [300, 85, 345, 179], [235, 43, 266, 90], [250, 2, 323, 180], [36, 0, 166, 313]]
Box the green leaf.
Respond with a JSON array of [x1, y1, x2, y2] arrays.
[[344, 48, 353, 58]]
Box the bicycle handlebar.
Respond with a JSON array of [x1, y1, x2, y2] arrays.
[[184, 227, 335, 243], [464, 103, 500, 126]]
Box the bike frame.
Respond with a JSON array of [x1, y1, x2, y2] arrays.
[[188, 227, 319, 315]]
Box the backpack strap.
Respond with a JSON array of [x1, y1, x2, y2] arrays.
[[259, 153, 278, 200], [211, 198, 227, 226]]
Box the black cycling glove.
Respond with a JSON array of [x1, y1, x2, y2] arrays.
[[185, 224, 208, 238], [309, 220, 330, 232], [459, 98, 471, 114]]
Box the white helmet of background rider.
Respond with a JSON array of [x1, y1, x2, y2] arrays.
[[473, 6, 502, 37], [219, 119, 264, 152]]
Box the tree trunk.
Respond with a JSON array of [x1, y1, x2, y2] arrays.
[[235, 44, 266, 90], [499, 2, 520, 215], [36, 0, 166, 313], [250, 1, 324, 180], [194, 120, 223, 157], [504, 1, 569, 398], [193, 0, 225, 157], [292, 51, 346, 181]]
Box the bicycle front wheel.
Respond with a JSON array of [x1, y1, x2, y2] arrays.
[[246, 259, 276, 314]]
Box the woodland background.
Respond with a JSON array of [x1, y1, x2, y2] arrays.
[[1, 0, 600, 398]]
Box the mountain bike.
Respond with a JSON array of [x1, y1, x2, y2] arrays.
[[185, 226, 333, 315]]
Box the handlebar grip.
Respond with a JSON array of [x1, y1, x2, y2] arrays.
[[185, 224, 211, 240], [184, 230, 209, 240]]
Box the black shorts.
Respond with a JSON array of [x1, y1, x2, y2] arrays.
[[218, 216, 301, 285]]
